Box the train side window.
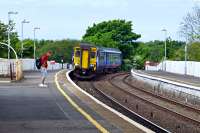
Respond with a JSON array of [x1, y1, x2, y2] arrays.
[[108, 53, 111, 64], [90, 52, 96, 58], [114, 54, 116, 64], [111, 54, 115, 64], [110, 54, 113, 64], [114, 54, 119, 63], [75, 51, 80, 57], [99, 52, 105, 64]]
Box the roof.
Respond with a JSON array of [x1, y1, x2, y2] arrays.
[[76, 43, 121, 54], [79, 43, 95, 47], [98, 47, 121, 54]]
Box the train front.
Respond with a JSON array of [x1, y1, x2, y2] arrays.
[[72, 44, 97, 79]]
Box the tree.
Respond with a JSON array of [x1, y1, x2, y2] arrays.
[[133, 43, 150, 69], [19, 39, 34, 58], [82, 19, 141, 70], [0, 21, 19, 58], [167, 39, 185, 60], [145, 40, 164, 62], [36, 39, 79, 63], [180, 6, 200, 41], [132, 40, 185, 69], [188, 42, 200, 61], [82, 19, 141, 47], [173, 48, 185, 61]]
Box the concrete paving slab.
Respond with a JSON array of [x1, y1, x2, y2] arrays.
[[0, 71, 111, 133]]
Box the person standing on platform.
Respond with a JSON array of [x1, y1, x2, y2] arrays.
[[39, 51, 52, 87]]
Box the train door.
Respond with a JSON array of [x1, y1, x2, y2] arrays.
[[81, 50, 89, 69], [73, 47, 80, 66]]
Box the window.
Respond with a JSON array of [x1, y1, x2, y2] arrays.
[[99, 52, 105, 64], [109, 53, 120, 64], [113, 54, 119, 63], [90, 52, 96, 58], [75, 51, 80, 57]]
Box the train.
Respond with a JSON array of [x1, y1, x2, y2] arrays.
[[72, 43, 122, 79]]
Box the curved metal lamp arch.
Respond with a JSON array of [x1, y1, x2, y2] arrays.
[[0, 42, 18, 59]]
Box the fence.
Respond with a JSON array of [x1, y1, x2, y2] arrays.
[[0, 58, 72, 75], [0, 59, 23, 80], [145, 61, 200, 77], [20, 59, 71, 71], [0, 59, 15, 77], [132, 70, 200, 107]]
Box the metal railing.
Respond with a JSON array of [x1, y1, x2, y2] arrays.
[[133, 78, 200, 107], [153, 83, 200, 107]]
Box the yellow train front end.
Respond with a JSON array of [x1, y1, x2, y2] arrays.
[[73, 44, 97, 79]]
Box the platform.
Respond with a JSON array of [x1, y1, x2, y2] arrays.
[[137, 70, 200, 88], [0, 78, 11, 83], [0, 70, 149, 133]]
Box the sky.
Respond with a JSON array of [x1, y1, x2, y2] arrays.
[[0, 0, 199, 42]]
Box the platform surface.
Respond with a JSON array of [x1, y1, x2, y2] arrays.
[[139, 70, 200, 87], [0, 71, 121, 133]]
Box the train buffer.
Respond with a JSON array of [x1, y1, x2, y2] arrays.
[[0, 70, 153, 133]]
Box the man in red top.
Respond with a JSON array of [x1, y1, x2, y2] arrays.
[[39, 51, 52, 87]]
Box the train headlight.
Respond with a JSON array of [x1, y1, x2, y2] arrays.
[[75, 63, 79, 66], [90, 64, 94, 67]]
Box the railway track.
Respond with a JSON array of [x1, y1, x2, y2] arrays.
[[107, 73, 200, 132], [110, 74, 200, 122], [122, 74, 200, 113], [91, 83, 169, 133], [73, 74, 169, 133], [72, 72, 200, 133]]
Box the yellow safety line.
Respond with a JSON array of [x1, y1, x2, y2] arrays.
[[54, 71, 109, 133]]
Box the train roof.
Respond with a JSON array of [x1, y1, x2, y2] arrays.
[[79, 43, 95, 47], [98, 47, 121, 54], [78, 43, 121, 54]]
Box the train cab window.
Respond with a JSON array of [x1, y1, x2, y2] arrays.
[[75, 51, 80, 57], [90, 52, 96, 58]]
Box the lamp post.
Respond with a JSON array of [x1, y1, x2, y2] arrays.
[[8, 11, 18, 59], [33, 27, 40, 60], [21, 19, 30, 59], [162, 28, 167, 71], [184, 40, 188, 75]]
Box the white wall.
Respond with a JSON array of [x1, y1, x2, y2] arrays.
[[145, 61, 200, 77], [0, 59, 16, 75], [145, 65, 159, 71], [0, 58, 71, 75]]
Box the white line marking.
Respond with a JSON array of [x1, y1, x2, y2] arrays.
[[0, 81, 11, 83], [55, 102, 71, 119], [55, 71, 109, 133]]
